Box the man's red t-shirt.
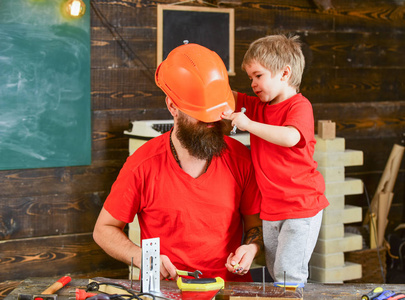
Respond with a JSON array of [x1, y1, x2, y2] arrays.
[[104, 132, 261, 281]]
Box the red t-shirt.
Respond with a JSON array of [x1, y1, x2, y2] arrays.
[[104, 132, 261, 282], [237, 92, 329, 221]]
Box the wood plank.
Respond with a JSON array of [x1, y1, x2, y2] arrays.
[[231, 67, 405, 103], [234, 32, 405, 71], [0, 192, 107, 239], [91, 27, 156, 70], [312, 101, 405, 137], [0, 281, 22, 300], [0, 234, 127, 282], [90, 1, 157, 28], [0, 165, 122, 199], [303, 68, 405, 102], [5, 278, 405, 300], [90, 69, 162, 110], [92, 109, 171, 129], [89, 0, 405, 32]]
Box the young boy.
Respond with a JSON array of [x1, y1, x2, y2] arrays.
[[222, 34, 329, 283]]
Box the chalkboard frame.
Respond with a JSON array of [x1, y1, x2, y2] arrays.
[[157, 4, 235, 75]]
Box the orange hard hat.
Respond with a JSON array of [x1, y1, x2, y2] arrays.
[[155, 43, 235, 123]]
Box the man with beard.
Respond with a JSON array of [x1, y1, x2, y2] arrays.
[[93, 44, 262, 282]]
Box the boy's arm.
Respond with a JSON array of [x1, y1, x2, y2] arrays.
[[247, 121, 301, 147], [222, 109, 301, 147]]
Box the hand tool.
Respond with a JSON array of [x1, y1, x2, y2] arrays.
[[69, 289, 97, 300], [86, 295, 116, 300], [232, 263, 242, 273], [18, 276, 71, 300], [362, 287, 385, 300], [230, 107, 246, 135], [176, 269, 203, 279], [176, 277, 224, 291], [374, 290, 397, 300], [387, 294, 405, 300]]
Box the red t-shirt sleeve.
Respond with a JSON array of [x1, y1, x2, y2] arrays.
[[283, 98, 315, 148]]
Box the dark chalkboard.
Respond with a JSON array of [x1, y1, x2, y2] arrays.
[[157, 5, 235, 75], [0, 0, 91, 170]]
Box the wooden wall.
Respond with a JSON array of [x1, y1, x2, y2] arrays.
[[1, 0, 404, 297]]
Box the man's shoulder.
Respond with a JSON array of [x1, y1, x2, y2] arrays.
[[224, 135, 251, 159], [126, 133, 168, 166]]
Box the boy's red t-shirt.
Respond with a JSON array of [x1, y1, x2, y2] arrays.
[[104, 132, 261, 282], [237, 92, 329, 221]]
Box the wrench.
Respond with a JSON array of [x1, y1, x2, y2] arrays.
[[230, 107, 246, 135], [176, 269, 203, 279]]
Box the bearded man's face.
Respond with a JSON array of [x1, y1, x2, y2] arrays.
[[175, 111, 227, 160]]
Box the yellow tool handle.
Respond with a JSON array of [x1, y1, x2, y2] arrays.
[[176, 270, 189, 276]]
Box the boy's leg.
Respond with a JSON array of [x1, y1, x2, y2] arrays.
[[263, 220, 280, 282], [272, 210, 323, 283]]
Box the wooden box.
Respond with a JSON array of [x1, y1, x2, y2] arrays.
[[344, 247, 387, 283]]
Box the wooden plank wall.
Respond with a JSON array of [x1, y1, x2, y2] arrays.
[[1, 0, 404, 296]]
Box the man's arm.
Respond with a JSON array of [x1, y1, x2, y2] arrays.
[[225, 213, 263, 275], [243, 214, 264, 252], [93, 208, 179, 280], [93, 207, 142, 267]]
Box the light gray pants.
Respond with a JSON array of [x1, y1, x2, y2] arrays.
[[263, 210, 323, 283]]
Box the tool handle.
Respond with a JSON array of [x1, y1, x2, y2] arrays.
[[176, 270, 189, 276], [375, 291, 397, 300], [362, 287, 384, 300], [74, 289, 97, 300], [41, 276, 71, 295], [86, 294, 111, 300]]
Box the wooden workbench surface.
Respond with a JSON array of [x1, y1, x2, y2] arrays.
[[4, 277, 405, 300]]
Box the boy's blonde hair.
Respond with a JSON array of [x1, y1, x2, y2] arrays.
[[242, 34, 305, 92]]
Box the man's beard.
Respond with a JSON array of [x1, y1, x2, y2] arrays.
[[176, 112, 227, 160]]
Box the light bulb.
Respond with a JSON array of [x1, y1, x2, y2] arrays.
[[62, 0, 86, 19]]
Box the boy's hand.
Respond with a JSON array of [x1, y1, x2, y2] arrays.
[[222, 110, 250, 132]]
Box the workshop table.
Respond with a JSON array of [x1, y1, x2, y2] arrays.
[[4, 277, 405, 300]]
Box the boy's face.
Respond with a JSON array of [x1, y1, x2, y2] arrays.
[[244, 61, 285, 105]]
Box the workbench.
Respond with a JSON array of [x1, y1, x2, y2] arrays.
[[4, 277, 405, 300]]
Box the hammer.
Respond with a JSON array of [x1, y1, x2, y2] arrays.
[[18, 276, 71, 300]]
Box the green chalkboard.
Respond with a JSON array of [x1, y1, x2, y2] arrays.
[[0, 0, 91, 170]]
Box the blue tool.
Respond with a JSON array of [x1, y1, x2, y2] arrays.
[[374, 290, 397, 300]]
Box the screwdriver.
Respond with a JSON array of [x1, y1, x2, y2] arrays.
[[374, 290, 397, 300], [362, 287, 384, 300]]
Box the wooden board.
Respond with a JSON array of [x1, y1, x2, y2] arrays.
[[90, 277, 303, 299], [5, 277, 405, 300]]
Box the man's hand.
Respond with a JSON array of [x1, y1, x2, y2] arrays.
[[225, 243, 259, 275], [160, 255, 179, 281]]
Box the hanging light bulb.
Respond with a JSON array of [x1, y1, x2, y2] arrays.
[[62, 0, 86, 19]]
